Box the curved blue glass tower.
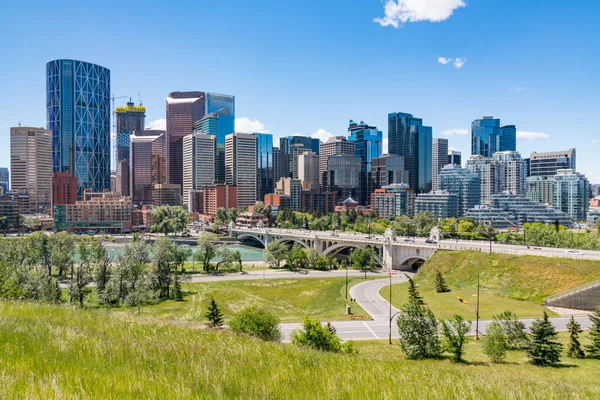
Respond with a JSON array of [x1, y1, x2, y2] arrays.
[[47, 59, 111, 198]]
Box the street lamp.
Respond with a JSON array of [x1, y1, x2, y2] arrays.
[[345, 260, 349, 300], [457, 260, 480, 339]]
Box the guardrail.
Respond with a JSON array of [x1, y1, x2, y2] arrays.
[[544, 279, 600, 304]]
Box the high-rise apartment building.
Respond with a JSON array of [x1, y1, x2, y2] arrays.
[[297, 152, 320, 191], [448, 150, 462, 166], [471, 116, 516, 157], [0, 168, 9, 194], [372, 154, 409, 189], [51, 172, 78, 211], [348, 120, 382, 204], [388, 112, 432, 193], [529, 149, 576, 177], [10, 126, 53, 212], [182, 132, 216, 210], [114, 101, 146, 197], [130, 130, 167, 204], [325, 154, 361, 201], [415, 191, 459, 219], [319, 136, 355, 188], [47, 59, 111, 198], [432, 138, 449, 191], [225, 133, 257, 209], [280, 135, 320, 179], [165, 91, 205, 190], [253, 133, 273, 201], [438, 165, 481, 217], [371, 183, 415, 218], [466, 155, 501, 205], [526, 176, 555, 205], [276, 178, 302, 211], [553, 169, 590, 221], [493, 151, 528, 195]]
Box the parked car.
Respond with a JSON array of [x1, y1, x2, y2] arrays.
[[565, 250, 584, 255]]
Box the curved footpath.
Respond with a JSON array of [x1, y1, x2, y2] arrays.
[[278, 274, 594, 342]]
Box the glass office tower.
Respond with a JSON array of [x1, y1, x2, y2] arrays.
[[471, 116, 517, 157], [388, 112, 432, 193], [253, 133, 273, 201], [47, 59, 111, 198], [347, 120, 382, 204], [206, 92, 235, 117]]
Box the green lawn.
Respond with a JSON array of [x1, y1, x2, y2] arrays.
[[1, 302, 599, 399], [107, 277, 371, 323], [380, 250, 600, 320]]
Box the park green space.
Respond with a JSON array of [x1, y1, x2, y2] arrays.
[[381, 250, 600, 320], [1, 302, 599, 399], [104, 277, 372, 322]]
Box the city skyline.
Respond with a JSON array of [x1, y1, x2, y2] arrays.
[[1, 1, 599, 183]]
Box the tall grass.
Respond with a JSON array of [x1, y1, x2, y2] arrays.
[[0, 302, 598, 399]]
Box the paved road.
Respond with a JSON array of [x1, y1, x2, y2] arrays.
[[279, 276, 594, 342], [188, 269, 381, 283]]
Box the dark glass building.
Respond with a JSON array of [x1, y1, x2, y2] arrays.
[[47, 59, 111, 198], [0, 168, 8, 193], [388, 112, 432, 193], [348, 120, 382, 204], [130, 130, 167, 204], [253, 133, 273, 201], [115, 101, 145, 196], [471, 116, 516, 157], [280, 135, 320, 179]]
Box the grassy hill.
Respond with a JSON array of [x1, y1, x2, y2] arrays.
[[382, 250, 600, 320], [1, 302, 599, 399]]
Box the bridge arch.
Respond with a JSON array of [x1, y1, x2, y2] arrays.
[[396, 254, 428, 271], [237, 233, 267, 248], [272, 237, 311, 250], [322, 243, 384, 266]]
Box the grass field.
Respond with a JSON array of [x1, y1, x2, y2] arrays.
[[1, 302, 599, 399], [381, 250, 600, 320], [105, 277, 371, 323]]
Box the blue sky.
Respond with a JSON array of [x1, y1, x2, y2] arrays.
[[1, 0, 599, 181]]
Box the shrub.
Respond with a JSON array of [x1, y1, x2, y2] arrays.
[[493, 311, 528, 350], [482, 321, 507, 363], [291, 317, 356, 354], [229, 306, 283, 342], [440, 315, 471, 362]]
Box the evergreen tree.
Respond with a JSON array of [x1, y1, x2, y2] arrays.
[[586, 307, 600, 359], [173, 273, 183, 301], [566, 315, 585, 359], [434, 270, 450, 293], [205, 298, 224, 328], [493, 310, 528, 350], [526, 311, 563, 366], [404, 274, 424, 306]]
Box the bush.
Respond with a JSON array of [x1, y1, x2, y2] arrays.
[[229, 306, 283, 342], [493, 311, 528, 350], [482, 321, 507, 363], [440, 315, 471, 362], [291, 317, 356, 354]]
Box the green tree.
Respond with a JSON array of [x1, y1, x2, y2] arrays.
[[434, 270, 450, 293], [291, 317, 355, 354], [493, 311, 528, 350], [405, 274, 424, 306], [69, 262, 92, 307], [105, 241, 152, 307], [526, 311, 563, 367], [232, 250, 243, 272], [215, 207, 228, 226], [50, 232, 74, 277], [349, 247, 376, 272], [90, 241, 111, 303], [227, 208, 240, 225], [151, 205, 189, 236], [440, 315, 471, 362], [23, 217, 41, 231], [152, 236, 178, 299], [566, 315, 585, 359], [173, 273, 183, 301], [482, 321, 508, 363], [215, 246, 234, 272], [229, 306, 282, 342], [586, 307, 600, 358], [289, 243, 308, 270], [397, 276, 440, 359], [195, 234, 218, 273], [0, 216, 7, 234], [264, 240, 289, 269], [205, 298, 224, 328]]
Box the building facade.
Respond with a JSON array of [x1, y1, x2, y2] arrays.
[[387, 112, 432, 193], [415, 191, 459, 219], [297, 152, 320, 191], [319, 136, 355, 188], [371, 183, 415, 218], [432, 138, 449, 192], [438, 165, 481, 217], [448, 150, 462, 166], [348, 120, 383, 204], [225, 133, 257, 209], [47, 59, 111, 198], [10, 126, 53, 213], [372, 154, 410, 189], [114, 101, 146, 197], [276, 178, 302, 211], [493, 151, 528, 195], [466, 155, 500, 205], [325, 154, 361, 201], [529, 149, 576, 177], [182, 132, 216, 210], [51, 172, 78, 214], [254, 133, 273, 201], [553, 169, 590, 221], [152, 184, 181, 206], [0, 168, 9, 194], [130, 130, 167, 204], [203, 184, 237, 216]]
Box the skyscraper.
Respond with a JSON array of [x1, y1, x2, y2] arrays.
[[115, 101, 146, 197], [348, 120, 382, 204], [166, 91, 205, 190], [253, 133, 273, 201], [130, 130, 167, 204], [388, 112, 432, 193], [0, 168, 9, 194], [372, 154, 409, 189], [529, 149, 576, 177], [319, 136, 355, 188], [225, 133, 257, 209], [182, 132, 216, 210], [432, 138, 449, 191], [325, 154, 361, 200], [297, 152, 320, 191], [10, 126, 53, 212], [280, 135, 320, 179], [493, 151, 528, 195], [448, 150, 462, 166], [466, 155, 501, 205], [47, 59, 111, 198], [471, 116, 516, 157], [553, 169, 589, 221], [438, 165, 481, 217], [273, 147, 281, 184]]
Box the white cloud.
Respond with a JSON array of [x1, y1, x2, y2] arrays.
[[145, 119, 166, 130], [453, 57, 466, 68], [374, 0, 466, 28], [591, 140, 600, 144], [311, 129, 334, 142], [382, 138, 389, 154], [235, 117, 269, 133], [437, 57, 452, 65], [517, 131, 550, 140], [509, 86, 526, 92], [442, 128, 468, 136]]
